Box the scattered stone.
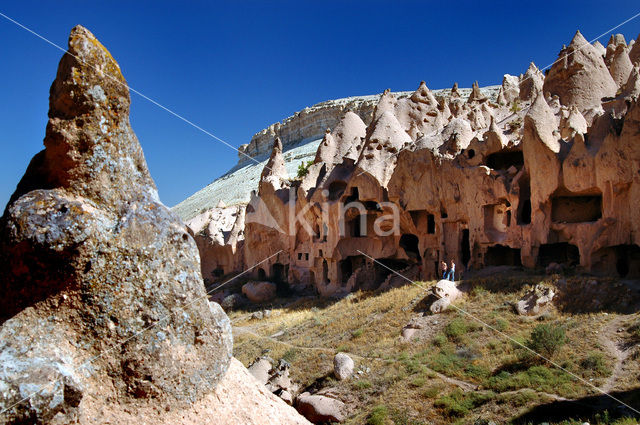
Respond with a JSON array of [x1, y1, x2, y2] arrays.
[[333, 353, 355, 380], [516, 285, 556, 316], [248, 357, 274, 385], [430, 280, 462, 314], [296, 393, 346, 423], [242, 281, 277, 303]]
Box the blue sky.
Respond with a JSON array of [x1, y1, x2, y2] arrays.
[[1, 1, 639, 208]]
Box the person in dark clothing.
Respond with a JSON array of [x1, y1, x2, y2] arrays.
[[440, 261, 448, 280]]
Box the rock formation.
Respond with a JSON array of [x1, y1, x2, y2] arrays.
[[0, 26, 308, 425], [543, 31, 618, 112], [185, 31, 640, 299]]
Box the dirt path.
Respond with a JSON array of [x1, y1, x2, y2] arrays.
[[598, 316, 632, 394]]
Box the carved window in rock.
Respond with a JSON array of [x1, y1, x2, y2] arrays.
[[484, 245, 521, 266], [551, 193, 602, 223], [409, 210, 435, 234], [485, 150, 524, 171], [483, 200, 511, 239]]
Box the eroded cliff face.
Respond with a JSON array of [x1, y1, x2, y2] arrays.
[[0, 26, 309, 425], [197, 31, 640, 297]]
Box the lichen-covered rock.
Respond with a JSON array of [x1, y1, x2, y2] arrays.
[[0, 25, 234, 424]]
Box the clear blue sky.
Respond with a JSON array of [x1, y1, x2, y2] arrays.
[[1, 1, 639, 208]]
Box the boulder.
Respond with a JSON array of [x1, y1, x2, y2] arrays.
[[0, 25, 308, 425], [296, 393, 346, 423], [242, 281, 278, 303], [516, 285, 556, 316], [430, 280, 462, 314], [333, 353, 355, 380], [248, 357, 274, 385]]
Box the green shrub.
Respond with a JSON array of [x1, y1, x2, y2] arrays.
[[351, 328, 364, 338], [367, 405, 389, 425], [445, 318, 469, 341], [422, 384, 444, 398], [296, 160, 313, 178], [433, 333, 448, 347], [580, 352, 610, 377], [494, 318, 509, 332], [435, 389, 495, 417], [526, 323, 566, 360], [353, 379, 372, 390], [282, 348, 298, 362]]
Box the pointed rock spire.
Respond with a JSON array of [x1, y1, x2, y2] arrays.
[[260, 137, 288, 183], [592, 40, 606, 57], [410, 81, 438, 106], [519, 62, 544, 102], [373, 89, 397, 121], [450, 82, 461, 99], [357, 111, 410, 185], [0, 26, 234, 423], [609, 44, 634, 87], [630, 34, 640, 65], [483, 116, 509, 150], [467, 81, 487, 103], [543, 31, 617, 111], [315, 112, 366, 166], [9, 25, 157, 208], [498, 74, 520, 105], [525, 94, 560, 153]]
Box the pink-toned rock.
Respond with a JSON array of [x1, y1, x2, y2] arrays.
[[296, 393, 346, 423], [242, 281, 278, 303]]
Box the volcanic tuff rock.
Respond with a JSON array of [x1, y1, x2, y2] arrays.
[[0, 26, 308, 425], [188, 31, 640, 298], [543, 31, 618, 112]]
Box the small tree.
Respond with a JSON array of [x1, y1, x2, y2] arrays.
[[526, 323, 566, 360]]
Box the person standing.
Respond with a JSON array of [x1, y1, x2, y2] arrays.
[[440, 261, 448, 280], [446, 260, 456, 281]]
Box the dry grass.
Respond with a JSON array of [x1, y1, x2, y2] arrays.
[[228, 274, 640, 424]]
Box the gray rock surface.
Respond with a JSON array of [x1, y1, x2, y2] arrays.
[[0, 25, 232, 424]]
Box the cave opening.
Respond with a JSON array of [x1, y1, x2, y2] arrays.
[[339, 255, 366, 285], [461, 228, 471, 267], [427, 214, 435, 234], [537, 243, 580, 267], [517, 173, 531, 225], [551, 194, 602, 223], [257, 268, 266, 280], [485, 245, 522, 266], [591, 244, 640, 278], [399, 234, 420, 259], [328, 181, 347, 201], [344, 187, 359, 204], [322, 259, 328, 283], [486, 150, 524, 170], [346, 213, 367, 237]]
